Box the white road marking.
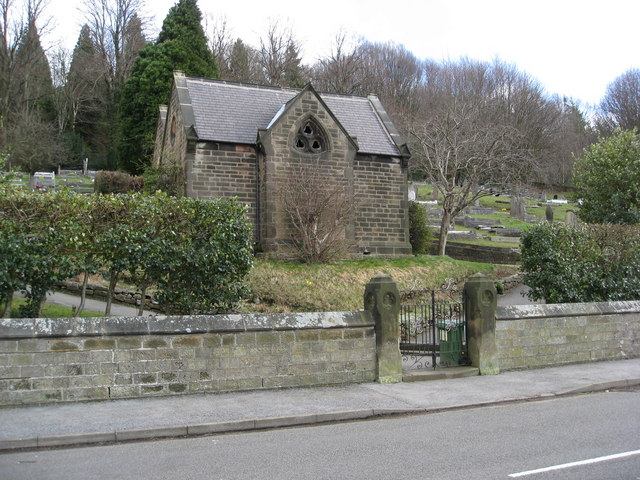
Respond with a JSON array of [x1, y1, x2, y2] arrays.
[[509, 449, 640, 477]]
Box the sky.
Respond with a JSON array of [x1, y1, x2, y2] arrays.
[[45, 0, 640, 108]]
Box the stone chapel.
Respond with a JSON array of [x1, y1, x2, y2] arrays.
[[153, 71, 411, 257]]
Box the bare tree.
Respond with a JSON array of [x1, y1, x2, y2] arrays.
[[256, 20, 306, 87], [311, 31, 364, 95], [81, 0, 146, 95], [410, 59, 539, 256], [598, 68, 640, 133], [205, 14, 232, 79], [80, 0, 146, 165], [279, 160, 356, 263], [357, 41, 422, 126]]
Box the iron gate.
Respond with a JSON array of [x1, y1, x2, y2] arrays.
[[399, 280, 467, 369]]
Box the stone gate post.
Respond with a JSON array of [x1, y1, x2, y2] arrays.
[[364, 274, 402, 383], [464, 273, 499, 375]]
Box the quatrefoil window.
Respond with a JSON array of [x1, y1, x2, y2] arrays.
[[293, 119, 326, 154]]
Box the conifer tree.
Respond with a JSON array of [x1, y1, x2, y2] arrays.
[[118, 0, 217, 174]]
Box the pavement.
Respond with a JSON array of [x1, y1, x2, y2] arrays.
[[1, 358, 638, 452], [497, 284, 544, 306], [16, 290, 152, 317]]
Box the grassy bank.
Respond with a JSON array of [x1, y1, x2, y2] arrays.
[[241, 255, 518, 313], [8, 297, 103, 318]]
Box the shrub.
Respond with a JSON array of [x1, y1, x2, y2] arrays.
[[142, 164, 183, 196], [408, 201, 433, 254], [520, 222, 640, 303], [0, 189, 253, 317], [572, 129, 640, 224], [154, 196, 254, 314], [94, 170, 143, 194]]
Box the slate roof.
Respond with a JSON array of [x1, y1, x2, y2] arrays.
[[183, 76, 404, 157]]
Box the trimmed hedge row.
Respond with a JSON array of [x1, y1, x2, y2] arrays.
[[520, 222, 640, 303], [0, 188, 253, 317]]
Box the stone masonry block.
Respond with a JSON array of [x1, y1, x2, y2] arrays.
[[116, 337, 142, 349], [83, 339, 116, 350], [131, 349, 156, 361], [172, 335, 202, 348], [256, 332, 281, 345], [63, 387, 109, 402], [140, 384, 164, 395], [234, 333, 256, 345], [134, 373, 158, 384], [0, 341, 18, 353], [50, 340, 80, 352], [318, 329, 343, 340], [144, 338, 168, 349], [295, 330, 319, 342]]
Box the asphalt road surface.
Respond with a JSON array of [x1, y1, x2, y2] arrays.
[[1, 390, 638, 479]]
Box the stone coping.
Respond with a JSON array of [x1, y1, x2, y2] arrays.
[[497, 301, 640, 321], [0, 311, 372, 339]]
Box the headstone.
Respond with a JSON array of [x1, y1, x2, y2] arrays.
[[510, 196, 526, 221], [408, 184, 417, 201], [545, 205, 554, 223], [565, 210, 578, 225], [467, 206, 494, 215]]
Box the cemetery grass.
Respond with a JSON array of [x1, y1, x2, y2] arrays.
[[240, 256, 518, 313], [9, 297, 104, 318]]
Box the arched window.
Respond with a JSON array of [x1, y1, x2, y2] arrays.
[[170, 117, 177, 146], [293, 119, 327, 154]]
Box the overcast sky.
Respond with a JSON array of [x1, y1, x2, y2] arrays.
[[46, 0, 639, 107]]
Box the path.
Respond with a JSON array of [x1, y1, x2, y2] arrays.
[[498, 284, 543, 306]]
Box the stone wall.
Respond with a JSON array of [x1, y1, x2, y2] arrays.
[[354, 155, 411, 256], [189, 141, 258, 231], [496, 301, 640, 370], [257, 89, 356, 255], [432, 241, 521, 264], [0, 312, 375, 406]]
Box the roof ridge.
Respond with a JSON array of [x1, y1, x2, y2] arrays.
[[184, 76, 300, 94]]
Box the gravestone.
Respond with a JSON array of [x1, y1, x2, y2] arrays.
[[510, 196, 526, 220], [408, 184, 417, 201], [545, 205, 554, 223], [565, 210, 578, 225]]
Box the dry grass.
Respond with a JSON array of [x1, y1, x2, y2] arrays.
[[240, 256, 518, 313], [63, 257, 519, 314]]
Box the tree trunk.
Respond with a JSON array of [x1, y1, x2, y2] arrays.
[[137, 284, 147, 316], [2, 292, 13, 318], [76, 270, 89, 316], [105, 271, 119, 316], [36, 292, 47, 317], [437, 209, 452, 256]]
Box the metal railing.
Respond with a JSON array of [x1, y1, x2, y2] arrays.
[[399, 279, 467, 369]]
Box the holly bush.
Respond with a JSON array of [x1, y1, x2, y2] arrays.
[[520, 222, 640, 303]]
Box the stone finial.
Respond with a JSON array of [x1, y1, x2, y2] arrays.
[[364, 274, 402, 383], [463, 273, 499, 375]]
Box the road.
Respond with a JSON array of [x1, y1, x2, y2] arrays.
[[1, 390, 638, 479], [498, 284, 544, 306], [15, 290, 154, 317]]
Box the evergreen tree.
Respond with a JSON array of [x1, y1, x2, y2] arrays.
[[14, 19, 55, 121], [228, 39, 252, 83], [118, 0, 217, 174], [66, 26, 103, 164]]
